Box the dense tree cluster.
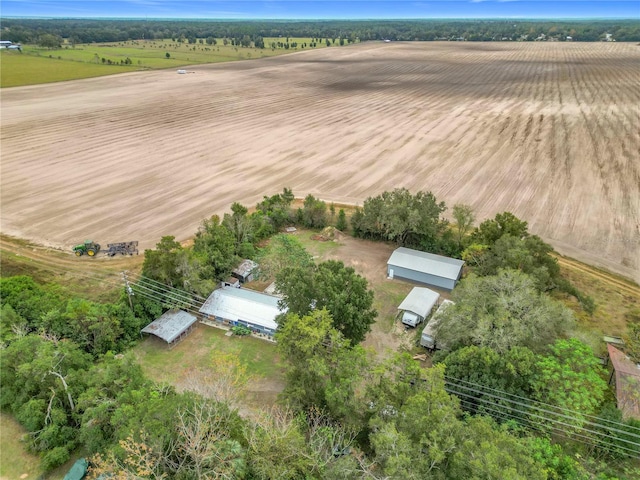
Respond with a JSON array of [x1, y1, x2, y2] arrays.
[[2, 186, 639, 477], [1, 18, 639, 45]]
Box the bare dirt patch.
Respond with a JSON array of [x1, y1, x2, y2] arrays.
[[2, 42, 638, 282], [296, 230, 427, 357]]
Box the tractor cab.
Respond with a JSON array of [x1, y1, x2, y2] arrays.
[[73, 240, 100, 257]]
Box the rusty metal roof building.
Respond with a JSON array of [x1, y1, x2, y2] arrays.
[[607, 344, 640, 420], [232, 259, 258, 283], [141, 309, 198, 346]]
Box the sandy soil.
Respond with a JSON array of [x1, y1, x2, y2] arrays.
[[2, 42, 638, 282]]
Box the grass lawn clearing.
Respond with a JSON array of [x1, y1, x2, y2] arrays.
[[0, 51, 133, 87], [0, 412, 42, 480], [133, 324, 285, 410], [2, 37, 335, 87]]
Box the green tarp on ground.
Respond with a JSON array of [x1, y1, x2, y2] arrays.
[[63, 458, 88, 480]]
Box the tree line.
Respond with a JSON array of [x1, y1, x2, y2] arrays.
[[1, 18, 639, 45], [2, 187, 640, 477]]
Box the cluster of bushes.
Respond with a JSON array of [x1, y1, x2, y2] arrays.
[[3, 186, 637, 476]]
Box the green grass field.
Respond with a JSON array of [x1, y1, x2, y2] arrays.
[[134, 323, 284, 388], [1, 38, 332, 87], [0, 52, 133, 87], [0, 412, 42, 480]]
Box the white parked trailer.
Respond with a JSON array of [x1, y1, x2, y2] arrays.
[[420, 299, 454, 350]]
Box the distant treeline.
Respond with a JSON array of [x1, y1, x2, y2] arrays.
[[1, 18, 639, 44]]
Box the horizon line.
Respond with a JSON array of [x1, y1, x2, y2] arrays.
[[2, 16, 639, 21]]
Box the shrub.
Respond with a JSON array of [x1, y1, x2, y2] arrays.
[[231, 325, 251, 336]]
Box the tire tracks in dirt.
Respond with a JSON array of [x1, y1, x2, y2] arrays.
[[553, 253, 640, 298]]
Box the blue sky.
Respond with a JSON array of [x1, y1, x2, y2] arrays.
[[1, 1, 638, 19]]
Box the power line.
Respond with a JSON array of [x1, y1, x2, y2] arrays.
[[443, 381, 640, 458], [130, 276, 205, 308], [454, 397, 638, 458], [444, 379, 640, 444], [444, 375, 640, 436], [127, 273, 208, 303]]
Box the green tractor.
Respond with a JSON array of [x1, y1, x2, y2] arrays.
[[73, 240, 101, 257]]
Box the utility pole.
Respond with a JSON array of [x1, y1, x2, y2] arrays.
[[122, 271, 134, 310]]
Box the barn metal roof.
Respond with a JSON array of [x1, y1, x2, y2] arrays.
[[199, 286, 286, 330], [388, 247, 464, 280], [607, 344, 640, 420], [141, 309, 198, 344], [398, 287, 440, 316]]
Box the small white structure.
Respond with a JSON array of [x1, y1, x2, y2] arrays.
[[398, 287, 440, 328], [199, 286, 287, 337], [177, 69, 187, 74]]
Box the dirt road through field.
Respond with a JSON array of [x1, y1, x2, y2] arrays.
[[2, 42, 638, 281]]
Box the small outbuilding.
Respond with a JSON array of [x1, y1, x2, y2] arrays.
[[387, 247, 464, 291], [199, 286, 287, 337], [141, 309, 198, 348], [232, 259, 258, 283], [398, 287, 440, 327], [222, 276, 241, 288], [607, 344, 640, 420]]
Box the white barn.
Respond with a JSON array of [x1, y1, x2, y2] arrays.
[[387, 247, 464, 291], [199, 286, 287, 337]]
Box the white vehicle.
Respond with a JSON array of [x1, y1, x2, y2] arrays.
[[420, 299, 454, 350], [398, 287, 440, 328], [401, 311, 421, 328]]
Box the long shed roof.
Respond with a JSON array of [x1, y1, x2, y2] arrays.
[[608, 344, 640, 420], [397, 287, 440, 316], [199, 286, 286, 330], [388, 247, 464, 280], [141, 309, 198, 344]]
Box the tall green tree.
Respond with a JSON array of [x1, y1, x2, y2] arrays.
[[478, 234, 561, 291], [434, 270, 574, 354], [301, 194, 328, 228], [142, 235, 186, 287], [193, 215, 237, 281], [276, 260, 377, 344], [472, 211, 529, 245], [533, 338, 608, 418], [222, 202, 255, 256], [443, 345, 538, 418], [257, 234, 313, 281], [452, 203, 475, 249], [356, 188, 447, 247], [275, 309, 368, 424], [256, 187, 295, 231], [0, 335, 92, 470]]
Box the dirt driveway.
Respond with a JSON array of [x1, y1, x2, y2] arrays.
[[297, 230, 436, 357]]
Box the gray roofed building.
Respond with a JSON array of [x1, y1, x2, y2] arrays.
[[398, 287, 440, 327], [141, 309, 198, 347], [232, 259, 258, 283], [199, 286, 287, 335], [387, 247, 464, 291]]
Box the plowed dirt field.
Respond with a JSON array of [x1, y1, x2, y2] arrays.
[[2, 42, 639, 281]]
